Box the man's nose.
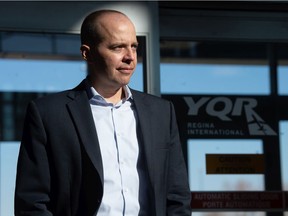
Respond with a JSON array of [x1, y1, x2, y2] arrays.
[[123, 48, 136, 61]]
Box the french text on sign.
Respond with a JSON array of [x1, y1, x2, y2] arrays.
[[191, 191, 287, 211], [206, 154, 265, 174]]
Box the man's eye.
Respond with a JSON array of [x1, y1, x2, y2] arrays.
[[109, 45, 123, 51], [113, 46, 122, 51], [132, 45, 138, 50]]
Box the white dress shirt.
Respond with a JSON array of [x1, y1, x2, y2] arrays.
[[88, 85, 145, 216]]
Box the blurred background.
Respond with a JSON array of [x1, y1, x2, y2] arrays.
[[1, 1, 288, 216]]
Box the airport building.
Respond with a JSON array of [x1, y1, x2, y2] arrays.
[[1, 2, 288, 216]]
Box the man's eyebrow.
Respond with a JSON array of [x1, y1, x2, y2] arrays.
[[110, 42, 139, 47]]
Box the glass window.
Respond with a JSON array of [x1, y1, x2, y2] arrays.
[[0, 32, 145, 216], [192, 212, 265, 216], [1, 32, 80, 55], [188, 139, 265, 216], [280, 121, 288, 191], [161, 63, 269, 95], [160, 41, 269, 95], [160, 41, 283, 216], [0, 142, 20, 216], [278, 66, 288, 95], [0, 58, 143, 93], [187, 139, 264, 191], [277, 43, 288, 96], [0, 59, 86, 92]]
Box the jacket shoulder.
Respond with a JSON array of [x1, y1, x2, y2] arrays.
[[131, 89, 171, 105], [32, 79, 87, 107]]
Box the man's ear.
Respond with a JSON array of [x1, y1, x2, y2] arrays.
[[80, 45, 91, 61]]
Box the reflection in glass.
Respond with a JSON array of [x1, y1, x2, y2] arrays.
[[160, 63, 269, 95], [278, 66, 288, 95], [0, 142, 20, 216], [187, 139, 264, 191]]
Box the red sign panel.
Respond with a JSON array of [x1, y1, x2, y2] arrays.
[[191, 191, 288, 211]]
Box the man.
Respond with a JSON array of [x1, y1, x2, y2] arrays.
[[15, 10, 191, 216]]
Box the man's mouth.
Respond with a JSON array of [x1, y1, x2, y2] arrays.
[[118, 67, 134, 74]]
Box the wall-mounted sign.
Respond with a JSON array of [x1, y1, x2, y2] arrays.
[[162, 95, 278, 138], [191, 191, 287, 211], [206, 154, 265, 174]]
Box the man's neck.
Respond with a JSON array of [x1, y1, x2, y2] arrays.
[[101, 88, 124, 105], [87, 76, 125, 105]]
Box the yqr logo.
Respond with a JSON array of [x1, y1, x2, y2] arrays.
[[184, 96, 277, 136]]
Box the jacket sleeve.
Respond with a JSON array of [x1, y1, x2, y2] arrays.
[[14, 101, 53, 216], [166, 102, 192, 216]]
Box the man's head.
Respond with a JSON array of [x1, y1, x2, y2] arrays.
[[80, 10, 138, 93], [80, 10, 125, 47]]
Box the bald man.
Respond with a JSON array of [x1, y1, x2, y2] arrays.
[[15, 10, 191, 216]]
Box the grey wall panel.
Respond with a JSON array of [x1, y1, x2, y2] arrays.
[[159, 9, 288, 42]]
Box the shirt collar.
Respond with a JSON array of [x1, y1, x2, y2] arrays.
[[85, 78, 133, 107]]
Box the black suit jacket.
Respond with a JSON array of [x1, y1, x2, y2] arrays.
[[15, 79, 191, 216]]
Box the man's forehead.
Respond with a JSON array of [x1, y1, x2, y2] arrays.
[[97, 11, 130, 23], [98, 16, 135, 35]]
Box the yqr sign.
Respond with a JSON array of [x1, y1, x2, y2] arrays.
[[183, 96, 277, 138]]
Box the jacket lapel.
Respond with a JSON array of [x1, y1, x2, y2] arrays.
[[66, 85, 104, 185], [131, 90, 155, 184]]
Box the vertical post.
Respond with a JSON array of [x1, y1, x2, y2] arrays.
[[145, 2, 161, 96], [268, 43, 277, 95], [265, 43, 283, 216]]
